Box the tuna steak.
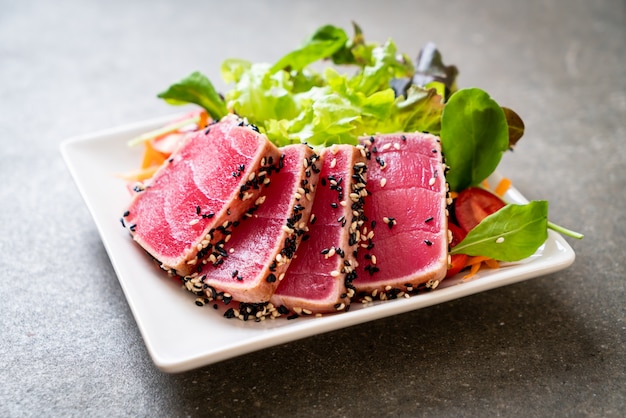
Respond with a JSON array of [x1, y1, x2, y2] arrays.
[[122, 115, 282, 277], [271, 145, 368, 315], [186, 144, 320, 304], [354, 133, 448, 299]]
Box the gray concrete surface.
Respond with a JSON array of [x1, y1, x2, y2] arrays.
[[1, 0, 624, 416]]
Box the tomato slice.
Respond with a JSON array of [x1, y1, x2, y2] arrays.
[[447, 222, 467, 248], [454, 187, 506, 232], [446, 254, 468, 279]]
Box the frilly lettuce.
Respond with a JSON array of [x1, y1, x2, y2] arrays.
[[158, 24, 448, 147]]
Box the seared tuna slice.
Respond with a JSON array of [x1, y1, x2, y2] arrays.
[[354, 133, 448, 299], [194, 144, 320, 303], [122, 115, 282, 277], [271, 145, 367, 315]]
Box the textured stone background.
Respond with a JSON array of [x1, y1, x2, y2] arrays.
[[1, 0, 624, 416]]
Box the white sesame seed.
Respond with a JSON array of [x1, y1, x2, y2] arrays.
[[496, 237, 505, 244]]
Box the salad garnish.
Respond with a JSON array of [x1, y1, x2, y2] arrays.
[[128, 22, 582, 276]]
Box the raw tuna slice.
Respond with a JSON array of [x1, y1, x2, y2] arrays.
[[187, 144, 320, 304], [354, 133, 448, 299], [271, 145, 368, 315], [122, 115, 282, 277]]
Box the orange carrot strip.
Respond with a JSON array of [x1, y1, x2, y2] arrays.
[[198, 110, 209, 129], [465, 255, 492, 266], [141, 141, 168, 169], [463, 262, 482, 279], [494, 177, 512, 197], [481, 179, 490, 190], [484, 258, 500, 269]]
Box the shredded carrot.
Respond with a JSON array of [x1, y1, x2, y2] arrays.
[[494, 177, 512, 197], [462, 255, 500, 279], [141, 141, 169, 169], [481, 179, 490, 190], [484, 258, 500, 269], [197, 110, 209, 129], [465, 255, 492, 266], [463, 262, 482, 279]]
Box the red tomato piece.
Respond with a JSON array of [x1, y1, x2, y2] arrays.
[[454, 187, 506, 233], [446, 254, 468, 279], [448, 222, 467, 248]]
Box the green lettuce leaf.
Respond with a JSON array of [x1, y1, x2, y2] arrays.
[[270, 25, 348, 73], [157, 71, 227, 121]]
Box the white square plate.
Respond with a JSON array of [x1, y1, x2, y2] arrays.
[[61, 115, 575, 373]]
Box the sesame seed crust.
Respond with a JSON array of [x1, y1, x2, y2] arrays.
[[190, 145, 321, 307]]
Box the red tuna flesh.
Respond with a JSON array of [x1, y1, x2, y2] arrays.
[[122, 115, 282, 277], [271, 145, 367, 314], [354, 133, 448, 298], [191, 144, 321, 303]]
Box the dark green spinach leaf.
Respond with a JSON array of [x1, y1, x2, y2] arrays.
[[451, 200, 549, 261], [440, 88, 509, 192]]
